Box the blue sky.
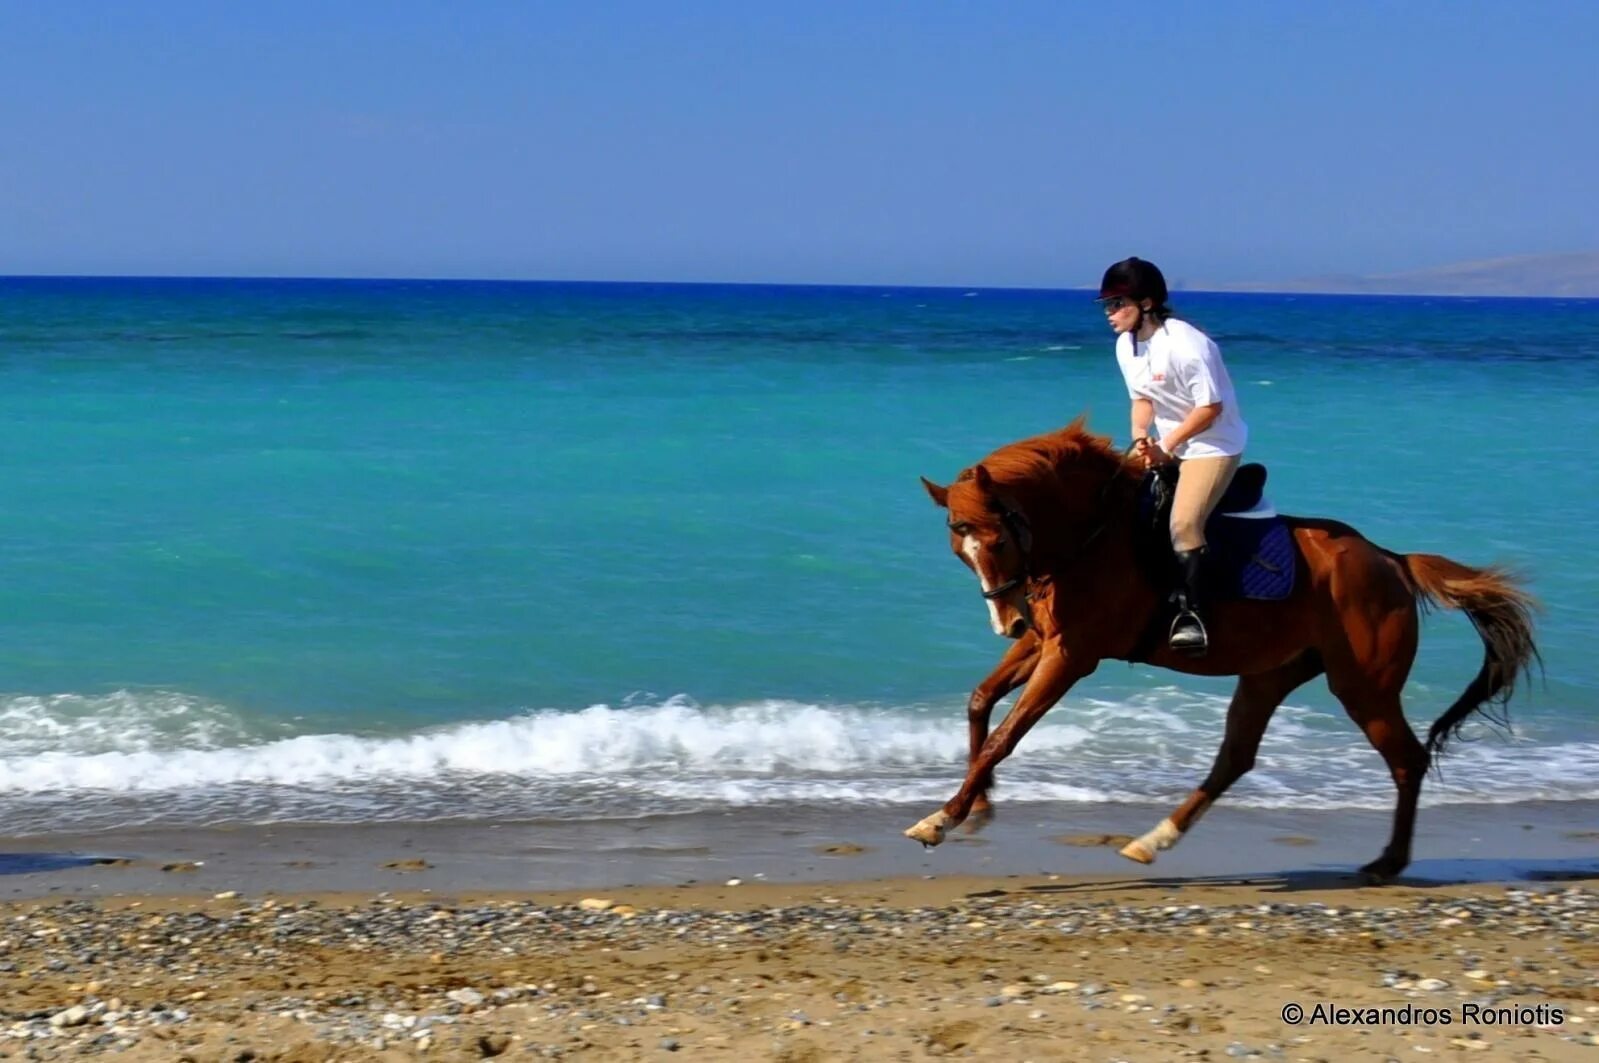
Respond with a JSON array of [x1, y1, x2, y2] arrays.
[[3, 2, 1595, 286]]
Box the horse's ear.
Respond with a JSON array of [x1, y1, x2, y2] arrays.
[[973, 464, 994, 491], [920, 477, 949, 508]]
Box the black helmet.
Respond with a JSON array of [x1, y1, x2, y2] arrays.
[[1098, 257, 1168, 306]]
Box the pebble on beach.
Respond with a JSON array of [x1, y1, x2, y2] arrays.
[[0, 885, 1591, 1058]]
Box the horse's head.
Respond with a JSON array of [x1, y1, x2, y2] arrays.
[[922, 463, 1034, 639]]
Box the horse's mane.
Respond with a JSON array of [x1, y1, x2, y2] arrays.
[[957, 418, 1130, 493]]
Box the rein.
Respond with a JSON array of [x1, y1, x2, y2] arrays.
[[981, 443, 1139, 605]]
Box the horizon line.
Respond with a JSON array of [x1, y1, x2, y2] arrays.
[[2, 273, 1592, 302]]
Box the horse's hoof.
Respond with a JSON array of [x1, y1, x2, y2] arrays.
[[904, 812, 952, 848], [1119, 840, 1157, 865], [1358, 855, 1407, 884], [961, 805, 995, 835]]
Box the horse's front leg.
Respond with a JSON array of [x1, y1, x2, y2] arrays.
[[965, 632, 1043, 830], [907, 639, 1090, 847]]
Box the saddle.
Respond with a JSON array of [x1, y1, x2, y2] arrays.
[[1138, 462, 1296, 602]]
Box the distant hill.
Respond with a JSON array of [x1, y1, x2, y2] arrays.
[[1196, 251, 1599, 298]]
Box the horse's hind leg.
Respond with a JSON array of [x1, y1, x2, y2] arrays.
[[1329, 679, 1429, 882], [1121, 651, 1323, 865], [966, 633, 1042, 831], [1323, 585, 1428, 882]]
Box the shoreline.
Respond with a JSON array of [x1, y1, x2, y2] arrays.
[[3, 799, 1595, 902]]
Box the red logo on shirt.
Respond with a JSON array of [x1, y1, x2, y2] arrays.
[[1151, 373, 1165, 382]]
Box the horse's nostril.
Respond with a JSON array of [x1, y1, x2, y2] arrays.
[[1006, 618, 1028, 639]]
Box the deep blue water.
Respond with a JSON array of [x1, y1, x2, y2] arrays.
[[0, 278, 1595, 833]]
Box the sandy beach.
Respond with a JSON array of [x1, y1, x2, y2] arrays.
[[1, 877, 1596, 1061], [1, 802, 1596, 1060]]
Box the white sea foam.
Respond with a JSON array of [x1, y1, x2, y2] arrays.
[[0, 691, 262, 756], [0, 696, 1086, 790], [0, 689, 1595, 835]]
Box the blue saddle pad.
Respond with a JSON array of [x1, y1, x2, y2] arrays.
[[1206, 515, 1296, 601], [1137, 465, 1297, 602]]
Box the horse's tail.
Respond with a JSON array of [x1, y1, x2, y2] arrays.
[[1401, 553, 1541, 758]]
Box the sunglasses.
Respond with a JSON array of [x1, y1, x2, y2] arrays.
[[1100, 296, 1133, 313]]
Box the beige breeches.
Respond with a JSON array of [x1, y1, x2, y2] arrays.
[[1170, 455, 1241, 552]]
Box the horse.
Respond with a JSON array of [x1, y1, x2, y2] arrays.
[[907, 420, 1539, 881]]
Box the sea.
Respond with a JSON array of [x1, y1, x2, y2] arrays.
[[1, 277, 1595, 838]]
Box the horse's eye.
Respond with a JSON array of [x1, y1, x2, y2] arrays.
[[992, 539, 1007, 552]]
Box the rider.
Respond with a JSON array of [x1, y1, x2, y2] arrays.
[[1099, 257, 1248, 656]]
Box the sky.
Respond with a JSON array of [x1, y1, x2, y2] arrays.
[[2, 2, 1596, 288]]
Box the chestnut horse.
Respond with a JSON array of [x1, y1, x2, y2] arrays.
[[908, 421, 1538, 881]]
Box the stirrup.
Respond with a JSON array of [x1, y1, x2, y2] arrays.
[[1169, 611, 1209, 656]]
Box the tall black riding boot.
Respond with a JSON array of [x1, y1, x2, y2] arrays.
[[1169, 547, 1210, 656]]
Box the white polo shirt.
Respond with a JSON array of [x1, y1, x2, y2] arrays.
[[1115, 317, 1248, 460]]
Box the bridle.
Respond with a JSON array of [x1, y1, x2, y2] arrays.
[[978, 505, 1034, 601], [963, 443, 1141, 605]]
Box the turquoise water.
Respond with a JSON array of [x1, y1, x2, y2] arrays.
[[1, 278, 1596, 833]]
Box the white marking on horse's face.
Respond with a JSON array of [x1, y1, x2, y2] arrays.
[[964, 534, 1006, 635]]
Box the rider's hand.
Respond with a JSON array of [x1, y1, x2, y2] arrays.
[[1146, 442, 1175, 467]]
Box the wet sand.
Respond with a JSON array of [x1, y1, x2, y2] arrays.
[[4, 800, 1597, 900], [0, 801, 1596, 1060]]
